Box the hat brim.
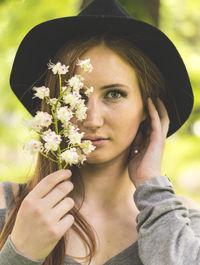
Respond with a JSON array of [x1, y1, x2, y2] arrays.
[[10, 16, 193, 137]]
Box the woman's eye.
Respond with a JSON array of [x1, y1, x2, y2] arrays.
[[106, 90, 126, 99]]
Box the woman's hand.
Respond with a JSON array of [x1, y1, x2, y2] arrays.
[[10, 169, 75, 261], [128, 98, 170, 188]]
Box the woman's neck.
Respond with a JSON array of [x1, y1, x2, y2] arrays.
[[71, 150, 136, 213]]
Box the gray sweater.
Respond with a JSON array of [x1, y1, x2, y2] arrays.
[[0, 176, 200, 265], [134, 176, 200, 265]]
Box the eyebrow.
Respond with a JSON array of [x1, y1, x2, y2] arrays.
[[100, 84, 130, 90]]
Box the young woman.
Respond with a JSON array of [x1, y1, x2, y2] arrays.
[[0, 1, 200, 265]]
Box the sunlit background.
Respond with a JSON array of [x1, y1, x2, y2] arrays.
[[0, 0, 200, 203]]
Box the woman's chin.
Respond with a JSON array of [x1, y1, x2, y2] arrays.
[[83, 152, 109, 165], [82, 151, 124, 166], [81, 145, 131, 167], [84, 156, 104, 164]]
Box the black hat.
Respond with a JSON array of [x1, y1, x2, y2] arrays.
[[10, 0, 193, 136]]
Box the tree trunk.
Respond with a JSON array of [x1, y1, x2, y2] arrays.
[[79, 0, 92, 9], [141, 0, 160, 26]]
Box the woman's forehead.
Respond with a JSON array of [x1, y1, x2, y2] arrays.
[[75, 46, 137, 80]]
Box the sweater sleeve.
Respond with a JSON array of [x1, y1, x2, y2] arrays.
[[133, 175, 200, 265], [0, 235, 45, 265]]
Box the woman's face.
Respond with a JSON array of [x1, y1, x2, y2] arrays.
[[73, 45, 146, 164]]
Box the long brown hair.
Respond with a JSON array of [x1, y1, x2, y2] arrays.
[[0, 34, 166, 265]]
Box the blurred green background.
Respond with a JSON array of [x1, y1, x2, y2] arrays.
[[0, 0, 200, 203]]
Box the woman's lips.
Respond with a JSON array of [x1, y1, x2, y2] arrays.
[[82, 139, 109, 146], [90, 139, 108, 146]]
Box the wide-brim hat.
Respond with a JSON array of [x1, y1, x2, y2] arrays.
[[10, 0, 193, 137]]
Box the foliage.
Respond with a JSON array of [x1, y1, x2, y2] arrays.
[[0, 0, 80, 182], [160, 0, 200, 203], [0, 0, 199, 203]]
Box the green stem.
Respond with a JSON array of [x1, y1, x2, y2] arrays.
[[59, 129, 65, 135], [60, 144, 80, 152], [55, 74, 65, 169], [58, 161, 62, 170], [59, 74, 62, 94], [54, 85, 70, 110], [41, 68, 87, 170], [45, 96, 51, 105], [80, 69, 86, 77], [51, 109, 58, 134], [39, 152, 58, 163], [51, 150, 58, 158], [64, 162, 69, 169]]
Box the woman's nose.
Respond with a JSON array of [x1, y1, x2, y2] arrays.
[[82, 96, 104, 130]]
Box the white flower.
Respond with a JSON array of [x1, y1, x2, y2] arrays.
[[77, 58, 93, 73], [26, 118, 42, 132], [35, 111, 53, 128], [48, 98, 57, 105], [75, 109, 87, 121], [56, 106, 73, 124], [60, 148, 79, 165], [69, 123, 80, 133], [26, 111, 52, 132], [63, 92, 81, 109], [62, 86, 72, 94], [42, 129, 62, 153], [80, 140, 96, 155], [67, 75, 84, 92], [47, 98, 61, 109], [85, 86, 94, 97], [24, 139, 43, 154], [68, 126, 85, 145], [47, 61, 69, 75], [75, 100, 88, 121], [33, 86, 50, 99], [76, 148, 87, 165]]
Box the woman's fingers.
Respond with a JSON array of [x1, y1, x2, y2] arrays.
[[29, 169, 72, 200], [11, 170, 75, 261], [51, 196, 75, 221], [42, 180, 74, 208], [156, 98, 170, 135], [147, 98, 161, 133], [148, 98, 169, 137]]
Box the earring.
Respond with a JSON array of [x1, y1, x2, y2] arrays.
[[133, 148, 140, 155]]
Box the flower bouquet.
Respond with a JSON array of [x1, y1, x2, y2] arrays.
[[25, 58, 96, 169]]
